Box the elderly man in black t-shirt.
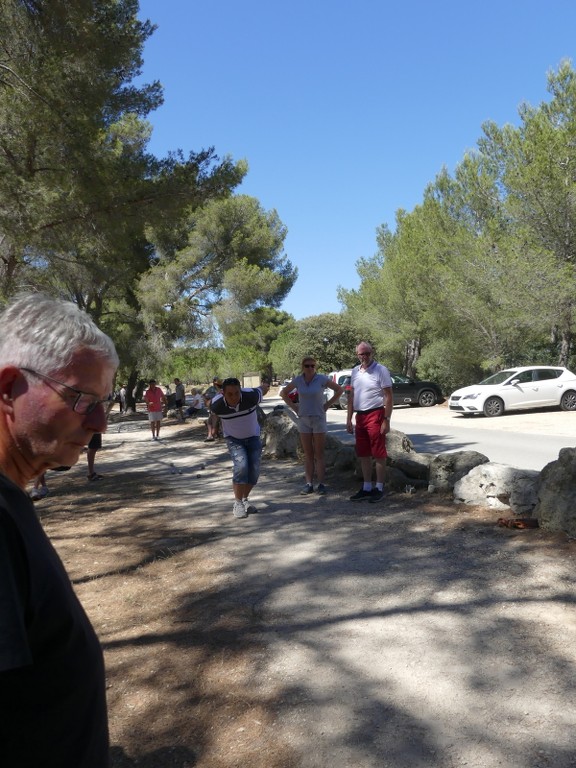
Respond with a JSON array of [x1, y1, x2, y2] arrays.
[[0, 293, 118, 767]]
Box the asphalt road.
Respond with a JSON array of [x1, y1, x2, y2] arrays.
[[265, 396, 576, 471]]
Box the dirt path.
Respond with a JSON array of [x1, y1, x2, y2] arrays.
[[37, 414, 576, 767]]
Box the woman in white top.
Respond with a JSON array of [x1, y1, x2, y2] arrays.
[[280, 356, 343, 495]]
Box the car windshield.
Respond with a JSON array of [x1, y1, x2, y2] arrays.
[[391, 373, 410, 383], [479, 370, 518, 385]]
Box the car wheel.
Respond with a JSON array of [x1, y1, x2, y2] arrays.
[[560, 390, 576, 411], [483, 396, 504, 417], [417, 389, 437, 407]]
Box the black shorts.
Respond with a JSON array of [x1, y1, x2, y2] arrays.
[[88, 433, 102, 450]]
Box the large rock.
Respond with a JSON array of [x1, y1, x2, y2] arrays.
[[262, 410, 300, 458], [453, 462, 540, 514], [262, 410, 358, 469], [429, 451, 489, 491], [386, 429, 415, 456], [534, 447, 576, 537], [324, 434, 357, 472], [386, 429, 432, 482]]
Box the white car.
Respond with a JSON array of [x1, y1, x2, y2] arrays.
[[449, 366, 576, 417], [324, 369, 353, 409]]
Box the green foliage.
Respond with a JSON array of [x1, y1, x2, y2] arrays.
[[342, 62, 576, 382], [216, 307, 295, 378], [5, 7, 576, 392], [159, 346, 226, 388], [0, 0, 160, 264], [138, 195, 296, 347], [0, 0, 245, 376], [269, 312, 366, 379]]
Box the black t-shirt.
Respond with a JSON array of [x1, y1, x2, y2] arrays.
[[0, 475, 109, 767]]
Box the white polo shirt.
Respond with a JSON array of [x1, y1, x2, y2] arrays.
[[350, 361, 392, 411]]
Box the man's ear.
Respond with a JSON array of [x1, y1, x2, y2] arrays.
[[0, 366, 22, 414]]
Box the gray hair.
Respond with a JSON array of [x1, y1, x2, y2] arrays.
[[0, 293, 119, 373]]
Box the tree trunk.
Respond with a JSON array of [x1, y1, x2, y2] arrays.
[[403, 338, 421, 377], [559, 328, 572, 367], [125, 369, 140, 413], [0, 238, 21, 301]]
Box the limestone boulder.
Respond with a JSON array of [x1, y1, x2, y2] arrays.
[[262, 410, 300, 458], [325, 436, 357, 473], [534, 447, 576, 537], [389, 454, 431, 482], [429, 451, 489, 491], [386, 429, 432, 482], [453, 462, 540, 514], [386, 429, 415, 456]]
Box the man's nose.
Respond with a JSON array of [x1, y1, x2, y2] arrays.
[[84, 403, 109, 433]]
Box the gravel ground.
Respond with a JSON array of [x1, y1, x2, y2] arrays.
[[38, 410, 576, 767]]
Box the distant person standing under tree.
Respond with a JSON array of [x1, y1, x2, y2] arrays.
[[144, 379, 166, 440], [119, 384, 127, 414], [346, 341, 393, 503], [86, 432, 103, 480], [173, 377, 186, 422]]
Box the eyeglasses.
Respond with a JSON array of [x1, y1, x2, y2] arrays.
[[303, 364, 316, 368], [21, 367, 113, 415], [357, 352, 371, 357]]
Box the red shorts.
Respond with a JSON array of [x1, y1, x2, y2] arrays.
[[354, 409, 387, 459]]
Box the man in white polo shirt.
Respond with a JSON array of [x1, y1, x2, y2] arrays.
[[210, 377, 270, 519], [346, 342, 393, 503]]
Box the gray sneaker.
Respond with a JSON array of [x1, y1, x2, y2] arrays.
[[233, 500, 248, 518], [317, 484, 327, 495], [243, 499, 257, 514], [300, 483, 314, 495]]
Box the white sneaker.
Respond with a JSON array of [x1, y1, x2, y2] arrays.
[[243, 499, 257, 514], [233, 500, 248, 519]]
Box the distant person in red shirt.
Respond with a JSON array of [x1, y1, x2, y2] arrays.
[[144, 379, 166, 441]]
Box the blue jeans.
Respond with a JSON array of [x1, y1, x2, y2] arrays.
[[225, 435, 262, 485]]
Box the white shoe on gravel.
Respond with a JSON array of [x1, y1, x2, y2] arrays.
[[233, 500, 248, 519], [243, 499, 257, 514], [30, 487, 49, 501]]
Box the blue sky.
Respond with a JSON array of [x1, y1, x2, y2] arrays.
[[136, 0, 576, 320]]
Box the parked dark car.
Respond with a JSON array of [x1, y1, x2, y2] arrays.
[[333, 373, 444, 410], [390, 373, 444, 407]]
